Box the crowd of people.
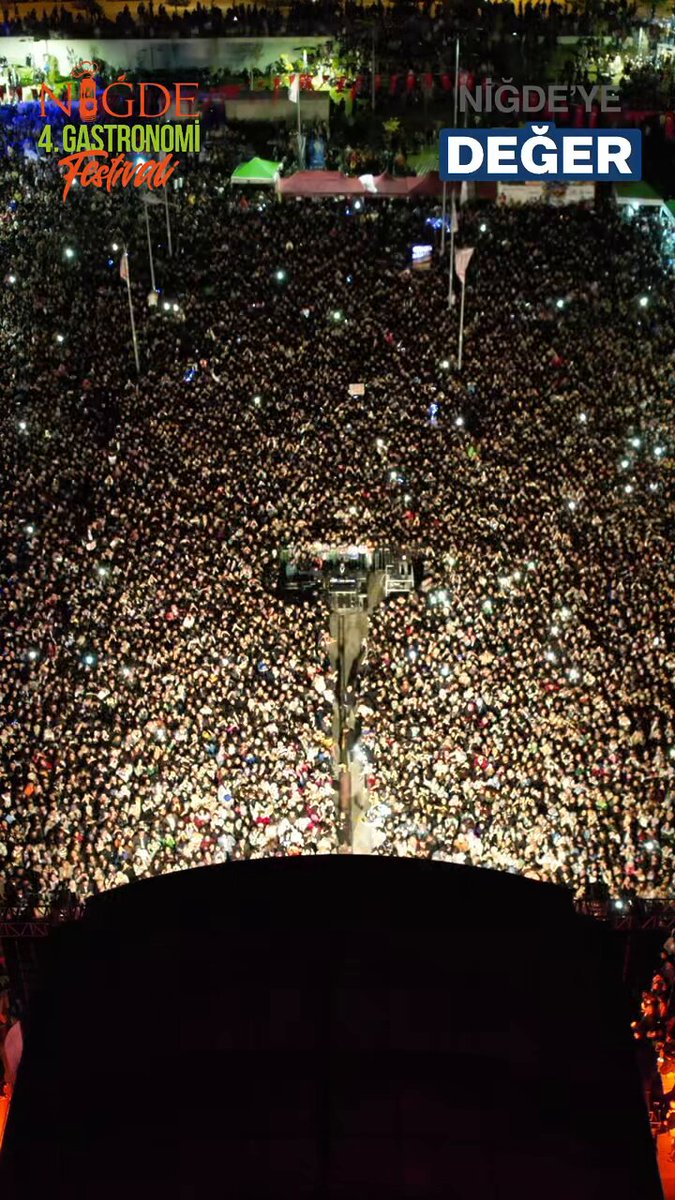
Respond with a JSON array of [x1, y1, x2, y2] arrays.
[[0, 102, 673, 911], [0, 0, 646, 42], [633, 926, 675, 1153]]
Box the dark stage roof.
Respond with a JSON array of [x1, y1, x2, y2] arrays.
[[0, 858, 661, 1199]]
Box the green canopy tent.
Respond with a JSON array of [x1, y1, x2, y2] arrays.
[[408, 149, 440, 176], [230, 157, 282, 186], [614, 181, 662, 207]]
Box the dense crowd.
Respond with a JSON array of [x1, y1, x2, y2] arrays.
[[633, 926, 675, 1151], [0, 107, 673, 910], [0, 0, 644, 42]]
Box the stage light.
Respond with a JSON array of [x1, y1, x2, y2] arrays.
[[8, 274, 16, 284], [163, 301, 170, 311], [25, 523, 35, 535], [556, 298, 564, 309], [630, 437, 641, 449], [440, 359, 450, 370], [275, 269, 286, 282], [27, 648, 39, 661], [567, 499, 577, 511], [112, 242, 119, 251], [64, 247, 75, 259], [332, 309, 343, 321], [624, 484, 633, 494], [56, 333, 64, 343], [97, 565, 109, 578], [18, 420, 27, 433], [654, 445, 665, 458], [253, 395, 261, 406], [172, 303, 179, 313], [639, 295, 648, 307], [82, 652, 96, 667], [620, 458, 629, 469], [454, 415, 465, 427], [479, 223, 487, 232], [578, 412, 587, 423]]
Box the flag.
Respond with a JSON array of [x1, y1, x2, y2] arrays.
[[288, 75, 299, 104], [119, 251, 129, 282], [455, 247, 474, 285], [359, 174, 378, 195], [459, 180, 469, 206]]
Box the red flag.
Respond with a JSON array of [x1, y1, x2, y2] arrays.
[[119, 251, 129, 282]]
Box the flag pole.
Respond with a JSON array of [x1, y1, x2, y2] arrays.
[[458, 274, 467, 371], [164, 171, 173, 257], [123, 247, 140, 376], [448, 35, 460, 306], [371, 25, 376, 113], [297, 75, 303, 167], [441, 180, 447, 255], [144, 200, 156, 293], [447, 196, 456, 310]]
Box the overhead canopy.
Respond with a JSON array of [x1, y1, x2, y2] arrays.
[[277, 169, 494, 202], [408, 149, 440, 175], [614, 181, 662, 206], [278, 171, 365, 197], [230, 157, 281, 186], [359, 172, 444, 198]]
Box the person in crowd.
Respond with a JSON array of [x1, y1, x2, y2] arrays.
[[0, 106, 673, 911]]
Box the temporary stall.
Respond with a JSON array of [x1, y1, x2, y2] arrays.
[[230, 157, 281, 186]]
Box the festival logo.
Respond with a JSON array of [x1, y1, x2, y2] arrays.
[[38, 61, 201, 201]]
